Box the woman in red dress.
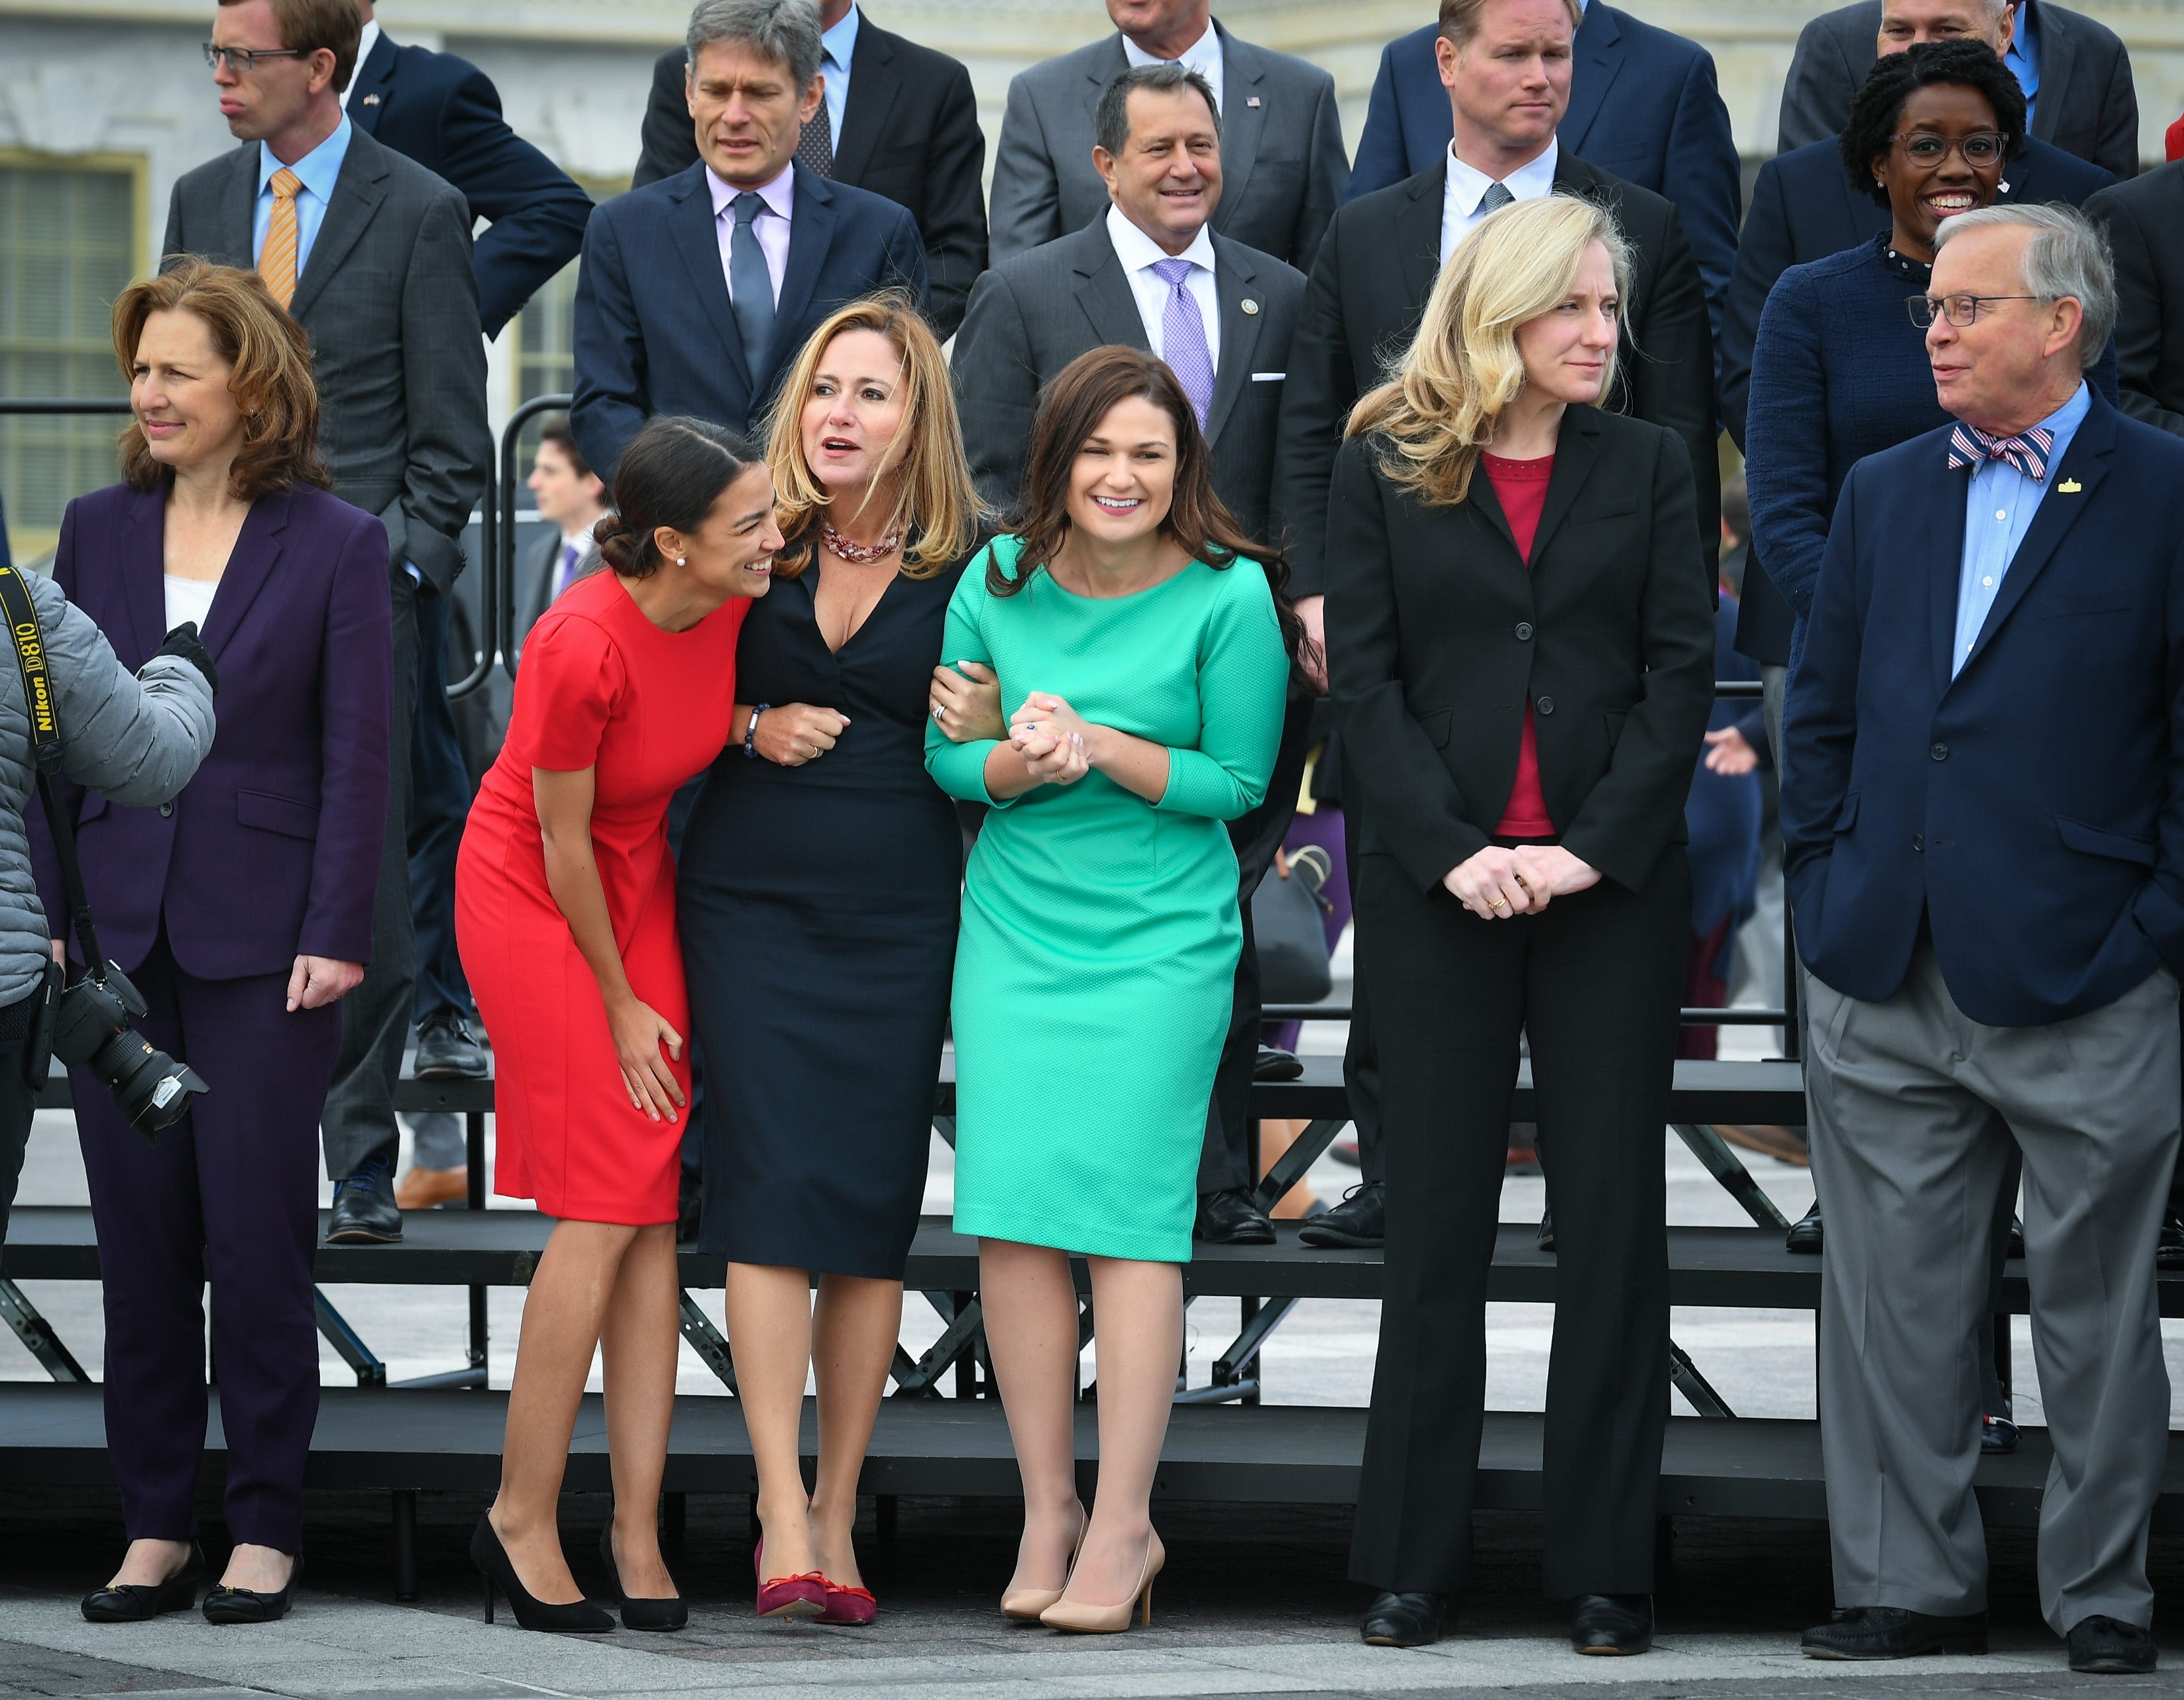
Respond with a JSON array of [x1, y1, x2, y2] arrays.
[[456, 416, 781, 1633]]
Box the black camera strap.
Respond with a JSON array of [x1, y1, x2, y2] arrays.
[[0, 564, 107, 975]]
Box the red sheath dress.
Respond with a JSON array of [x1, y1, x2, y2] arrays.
[[456, 570, 749, 1223]]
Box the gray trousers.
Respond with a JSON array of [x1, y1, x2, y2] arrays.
[[320, 566, 420, 1182], [1805, 945, 2179, 1632]]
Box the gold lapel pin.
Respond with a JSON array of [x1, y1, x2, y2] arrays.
[[1241, 298, 1260, 316], [2058, 477, 2083, 493]]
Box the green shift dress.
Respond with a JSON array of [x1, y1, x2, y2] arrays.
[[926, 535, 1290, 1262]]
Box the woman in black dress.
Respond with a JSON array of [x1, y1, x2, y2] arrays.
[[678, 296, 984, 1624]]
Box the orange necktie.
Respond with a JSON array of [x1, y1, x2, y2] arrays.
[[261, 168, 301, 308]]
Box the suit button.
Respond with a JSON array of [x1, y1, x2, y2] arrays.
[[1536, 696, 1554, 715], [1929, 742, 1949, 761], [1912, 834, 1923, 851], [158, 803, 173, 818], [1514, 621, 1534, 641]]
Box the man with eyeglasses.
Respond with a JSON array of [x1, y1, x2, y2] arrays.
[[166, 0, 491, 1246], [1782, 201, 2180, 1676]]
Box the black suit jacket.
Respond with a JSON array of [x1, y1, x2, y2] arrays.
[[570, 161, 928, 479], [1776, 0, 2138, 180], [630, 20, 987, 337], [1274, 153, 1717, 601], [2089, 163, 2184, 437], [951, 218, 1304, 545], [1720, 134, 2113, 664], [1325, 408, 1715, 895], [347, 31, 592, 339]]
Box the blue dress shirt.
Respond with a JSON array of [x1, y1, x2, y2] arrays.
[[251, 114, 353, 274], [1953, 380, 2089, 675], [2007, 0, 2041, 130], [819, 5, 859, 149]]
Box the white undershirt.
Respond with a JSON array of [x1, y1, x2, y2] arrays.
[[163, 575, 219, 634]]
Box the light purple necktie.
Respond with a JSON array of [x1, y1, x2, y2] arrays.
[[554, 541, 580, 600], [1150, 257, 1215, 431]]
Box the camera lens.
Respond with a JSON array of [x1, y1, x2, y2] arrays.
[[86, 1030, 208, 1134]]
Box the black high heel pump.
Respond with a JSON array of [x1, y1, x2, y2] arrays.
[[471, 1515, 614, 1633], [81, 1543, 207, 1622], [598, 1523, 688, 1632]]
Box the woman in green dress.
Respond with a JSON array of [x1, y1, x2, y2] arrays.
[[926, 347, 1296, 1634]]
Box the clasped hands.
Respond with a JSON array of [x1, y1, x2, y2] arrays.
[[1442, 844, 1600, 919], [929, 664, 1100, 788]]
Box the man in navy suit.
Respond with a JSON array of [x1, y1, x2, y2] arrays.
[[573, 0, 926, 479], [1341, 0, 1739, 335], [346, 1, 592, 340], [1784, 204, 2179, 1674]]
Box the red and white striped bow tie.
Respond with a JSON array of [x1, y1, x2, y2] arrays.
[[1947, 420, 2054, 481]]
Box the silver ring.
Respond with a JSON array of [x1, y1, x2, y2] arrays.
[[932, 704, 946, 722]]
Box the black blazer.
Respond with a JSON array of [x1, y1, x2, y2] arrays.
[[347, 30, 593, 340], [1325, 408, 1715, 897], [950, 218, 1304, 545], [1273, 153, 1716, 602], [1775, 0, 2138, 181], [630, 19, 987, 338], [2089, 164, 2184, 438]]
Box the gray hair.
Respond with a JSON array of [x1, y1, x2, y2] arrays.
[[685, 0, 823, 93], [1932, 202, 2115, 371], [1093, 63, 1220, 158]]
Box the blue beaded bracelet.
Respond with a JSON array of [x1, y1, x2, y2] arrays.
[[745, 702, 770, 759]]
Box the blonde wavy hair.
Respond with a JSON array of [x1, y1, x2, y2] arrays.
[[1347, 193, 1631, 507], [763, 293, 983, 579]]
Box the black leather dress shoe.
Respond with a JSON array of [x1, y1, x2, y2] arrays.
[[1536, 1207, 1555, 1253], [1194, 1187, 1275, 1245], [2158, 1207, 2184, 1271], [1362, 1590, 1446, 1647], [2069, 1614, 2157, 1673], [202, 1557, 301, 1625], [1802, 1606, 1988, 1659], [1300, 1181, 1383, 1248], [414, 1013, 489, 1080], [1253, 1045, 1303, 1082], [1981, 1415, 2020, 1453], [1786, 1200, 1823, 1254], [1571, 1593, 1652, 1655], [325, 1157, 402, 1244], [81, 1545, 206, 1621]]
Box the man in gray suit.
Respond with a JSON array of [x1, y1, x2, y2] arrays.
[[987, 0, 1347, 274], [166, 0, 490, 1244], [1777, 0, 2137, 180], [956, 62, 1310, 1245]]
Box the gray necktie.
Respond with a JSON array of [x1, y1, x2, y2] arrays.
[[729, 191, 776, 377], [1478, 181, 1515, 217]]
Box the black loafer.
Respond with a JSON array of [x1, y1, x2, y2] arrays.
[[1253, 1045, 1304, 1082], [2158, 1207, 2184, 1272], [1786, 1200, 1823, 1254], [326, 1157, 402, 1244], [1362, 1589, 1447, 1647], [1194, 1187, 1275, 1245], [1981, 1415, 2019, 1453], [414, 1013, 490, 1079], [2069, 1614, 2157, 1674], [1571, 1593, 1652, 1655], [81, 1544, 206, 1621], [1537, 1206, 1555, 1254], [202, 1557, 301, 1625], [1300, 1181, 1383, 1248], [1802, 1606, 1987, 1659]]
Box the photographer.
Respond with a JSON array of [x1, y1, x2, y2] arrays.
[[31, 262, 391, 1627]]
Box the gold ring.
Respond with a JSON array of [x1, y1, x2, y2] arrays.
[[1488, 895, 1508, 909]]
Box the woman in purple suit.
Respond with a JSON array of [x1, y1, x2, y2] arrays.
[[31, 261, 393, 1626]]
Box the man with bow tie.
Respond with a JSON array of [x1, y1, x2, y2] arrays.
[[1783, 202, 2184, 1676]]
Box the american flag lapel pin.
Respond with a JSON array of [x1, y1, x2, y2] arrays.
[[363, 94, 380, 105], [1247, 96, 1261, 107]]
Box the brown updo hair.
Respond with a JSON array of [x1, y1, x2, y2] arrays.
[[592, 415, 765, 578], [114, 257, 329, 500]]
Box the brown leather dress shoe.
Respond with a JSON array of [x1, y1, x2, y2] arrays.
[[395, 1165, 468, 1209]]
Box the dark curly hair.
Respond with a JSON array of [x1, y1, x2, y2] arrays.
[[592, 416, 763, 578], [1840, 38, 2027, 208]]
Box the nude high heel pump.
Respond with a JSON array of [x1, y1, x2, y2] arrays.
[[1040, 1529, 1164, 1634], [1000, 1504, 1088, 1621]]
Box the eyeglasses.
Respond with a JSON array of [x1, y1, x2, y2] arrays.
[[1906, 293, 2043, 328], [202, 43, 309, 75], [1891, 132, 2009, 167]]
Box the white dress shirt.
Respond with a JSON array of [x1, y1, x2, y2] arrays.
[[339, 20, 381, 108], [709, 163, 793, 308], [1122, 19, 1224, 114], [1440, 137, 1560, 263], [1106, 204, 1221, 372]]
